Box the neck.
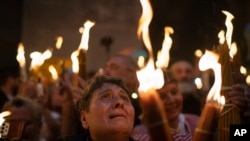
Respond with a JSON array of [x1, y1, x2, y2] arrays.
[[168, 117, 179, 130]]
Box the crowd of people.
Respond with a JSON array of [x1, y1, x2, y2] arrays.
[[0, 53, 249, 141]]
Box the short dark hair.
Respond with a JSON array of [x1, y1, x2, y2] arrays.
[[77, 75, 130, 112], [113, 54, 139, 71]]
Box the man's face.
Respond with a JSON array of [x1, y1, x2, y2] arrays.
[[103, 57, 139, 92], [81, 83, 135, 139], [170, 61, 194, 82]]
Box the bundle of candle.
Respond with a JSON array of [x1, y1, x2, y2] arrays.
[[214, 11, 241, 141], [193, 50, 225, 141], [192, 102, 220, 141], [216, 41, 241, 141]]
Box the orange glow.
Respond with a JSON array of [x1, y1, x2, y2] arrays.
[[199, 50, 225, 105], [49, 65, 58, 81], [78, 20, 95, 50], [156, 26, 174, 69]]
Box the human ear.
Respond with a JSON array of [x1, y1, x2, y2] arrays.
[[80, 111, 89, 129]]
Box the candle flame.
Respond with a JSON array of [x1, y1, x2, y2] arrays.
[[222, 10, 234, 49], [71, 50, 79, 73], [30, 49, 52, 70], [49, 65, 58, 80], [55, 36, 63, 49], [218, 30, 225, 44], [156, 26, 174, 69], [246, 75, 250, 85], [137, 0, 164, 92], [195, 77, 203, 90], [0, 111, 11, 126], [194, 49, 203, 58], [199, 50, 224, 105], [137, 55, 145, 69], [137, 0, 153, 59], [229, 42, 237, 58], [78, 20, 95, 50], [16, 43, 26, 68], [240, 66, 247, 76]]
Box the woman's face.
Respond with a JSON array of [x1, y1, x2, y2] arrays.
[[157, 82, 183, 122], [81, 83, 135, 139]]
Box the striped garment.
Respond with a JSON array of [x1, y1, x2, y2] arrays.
[[131, 113, 198, 141]]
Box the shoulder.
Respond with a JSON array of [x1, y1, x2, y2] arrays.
[[184, 113, 199, 121], [184, 113, 199, 134]]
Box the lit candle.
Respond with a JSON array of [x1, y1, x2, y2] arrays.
[[216, 11, 242, 141], [49, 65, 59, 83], [29, 49, 52, 78], [77, 20, 95, 80], [16, 43, 27, 82], [136, 0, 172, 140], [71, 50, 79, 86], [55, 36, 63, 49], [193, 50, 225, 141]]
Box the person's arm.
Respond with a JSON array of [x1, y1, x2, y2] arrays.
[[60, 83, 79, 136]]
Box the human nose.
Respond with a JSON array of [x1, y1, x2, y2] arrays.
[[112, 96, 124, 109], [163, 94, 175, 103], [103, 67, 110, 75]]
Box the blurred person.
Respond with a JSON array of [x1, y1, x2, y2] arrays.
[[39, 83, 63, 141], [103, 54, 139, 94], [132, 74, 248, 141], [0, 59, 20, 111], [103, 54, 141, 126], [16, 76, 62, 141], [60, 74, 87, 138], [169, 60, 203, 115], [59, 75, 136, 141], [2, 96, 42, 141]]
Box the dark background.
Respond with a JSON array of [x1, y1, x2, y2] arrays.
[[0, 0, 249, 72]]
